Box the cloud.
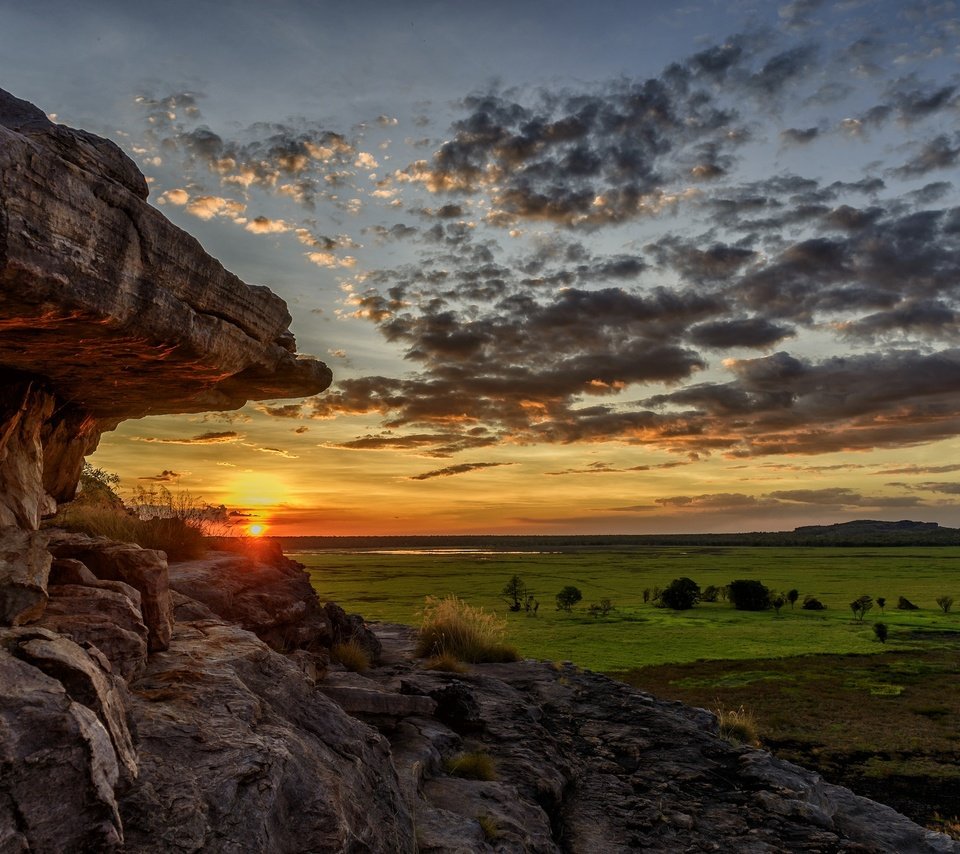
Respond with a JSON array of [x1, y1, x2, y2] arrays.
[[876, 463, 960, 475], [134, 431, 241, 445], [408, 462, 513, 480], [245, 216, 292, 234]]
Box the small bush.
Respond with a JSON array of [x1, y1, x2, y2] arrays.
[[331, 640, 370, 673], [701, 585, 721, 603], [802, 596, 825, 611], [787, 589, 799, 609], [423, 652, 468, 673], [416, 595, 519, 663], [588, 598, 614, 618], [444, 751, 497, 781], [772, 595, 785, 616], [876, 596, 886, 613], [555, 585, 583, 612], [873, 622, 889, 643], [716, 705, 760, 746], [897, 596, 919, 611], [659, 577, 700, 610], [936, 595, 954, 614], [728, 580, 772, 611]]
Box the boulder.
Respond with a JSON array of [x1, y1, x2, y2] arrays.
[[0, 526, 51, 624], [0, 629, 129, 852], [47, 532, 172, 652]]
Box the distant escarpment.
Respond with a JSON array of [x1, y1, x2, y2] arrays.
[[0, 91, 956, 852]]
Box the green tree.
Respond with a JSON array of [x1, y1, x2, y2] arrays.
[[936, 595, 954, 614], [850, 595, 873, 622], [772, 595, 785, 616], [873, 622, 888, 643], [501, 575, 528, 612], [876, 596, 886, 614], [728, 580, 772, 611], [555, 586, 582, 612], [659, 577, 701, 611], [787, 589, 799, 609]]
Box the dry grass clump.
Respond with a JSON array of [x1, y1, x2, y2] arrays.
[[51, 504, 141, 543], [415, 595, 519, 664], [716, 704, 761, 747], [444, 751, 497, 781], [331, 639, 371, 673], [476, 814, 500, 841], [422, 652, 469, 673]]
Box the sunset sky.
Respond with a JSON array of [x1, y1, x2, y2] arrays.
[[4, 0, 960, 535]]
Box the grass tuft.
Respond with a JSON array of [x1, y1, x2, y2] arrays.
[[423, 652, 469, 673], [416, 594, 519, 663], [476, 814, 500, 841], [331, 639, 371, 672], [716, 704, 761, 747], [444, 751, 497, 781]]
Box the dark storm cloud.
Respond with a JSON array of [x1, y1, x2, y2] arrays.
[[408, 462, 512, 480], [688, 318, 795, 349]]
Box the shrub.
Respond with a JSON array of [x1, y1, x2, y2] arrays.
[[331, 640, 370, 672], [416, 595, 519, 663], [587, 598, 614, 618], [772, 595, 785, 616], [701, 585, 721, 603], [876, 596, 886, 613], [802, 596, 825, 610], [555, 585, 583, 612], [659, 577, 700, 610], [642, 587, 651, 604], [444, 751, 497, 781], [501, 574, 528, 612], [936, 595, 954, 614], [897, 596, 919, 611], [787, 589, 799, 609], [850, 595, 873, 622], [728, 580, 772, 611], [873, 622, 889, 643], [716, 705, 760, 747]]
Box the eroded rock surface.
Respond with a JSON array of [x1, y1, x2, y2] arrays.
[[0, 87, 331, 527]]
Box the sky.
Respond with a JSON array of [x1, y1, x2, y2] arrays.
[[3, 0, 960, 536]]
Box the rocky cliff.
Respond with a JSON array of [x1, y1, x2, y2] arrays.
[[0, 87, 331, 528], [0, 90, 956, 852]]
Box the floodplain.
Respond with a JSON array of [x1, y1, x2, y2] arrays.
[[301, 544, 960, 830]]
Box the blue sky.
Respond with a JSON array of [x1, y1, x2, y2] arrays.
[[4, 0, 960, 534]]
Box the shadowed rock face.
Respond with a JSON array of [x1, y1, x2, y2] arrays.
[[0, 88, 331, 527]]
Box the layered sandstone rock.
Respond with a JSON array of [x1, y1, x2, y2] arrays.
[[0, 87, 331, 527]]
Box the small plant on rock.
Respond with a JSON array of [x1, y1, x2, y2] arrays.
[[331, 639, 370, 673], [716, 705, 760, 747], [416, 595, 519, 663], [445, 751, 497, 781]]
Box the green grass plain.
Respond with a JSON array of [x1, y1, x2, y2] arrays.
[[301, 545, 960, 672], [302, 545, 960, 828]]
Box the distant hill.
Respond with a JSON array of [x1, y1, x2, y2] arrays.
[[281, 520, 960, 551]]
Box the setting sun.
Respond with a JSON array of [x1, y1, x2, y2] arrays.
[[248, 524, 266, 537]]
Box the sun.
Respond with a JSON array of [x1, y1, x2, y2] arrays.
[[248, 524, 266, 537]]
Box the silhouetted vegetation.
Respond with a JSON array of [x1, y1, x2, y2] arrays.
[[588, 599, 614, 618], [659, 577, 700, 611], [802, 596, 825, 610], [728, 580, 772, 611], [877, 596, 886, 613], [936, 596, 954, 614], [787, 589, 799, 609], [898, 596, 919, 611], [773, 595, 785, 616], [873, 623, 888, 643]]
